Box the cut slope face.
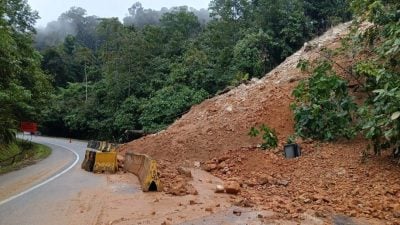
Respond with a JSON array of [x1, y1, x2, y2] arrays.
[[120, 23, 351, 162]]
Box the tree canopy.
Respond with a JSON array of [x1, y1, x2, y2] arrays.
[[0, 0, 51, 144], [34, 0, 354, 141]]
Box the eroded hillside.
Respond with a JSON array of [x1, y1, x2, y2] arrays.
[[119, 23, 400, 224]]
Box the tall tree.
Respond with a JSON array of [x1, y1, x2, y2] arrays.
[[0, 0, 51, 144]]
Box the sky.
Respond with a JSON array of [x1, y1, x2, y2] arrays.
[[27, 0, 211, 27]]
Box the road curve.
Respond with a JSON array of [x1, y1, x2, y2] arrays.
[[0, 136, 107, 225]]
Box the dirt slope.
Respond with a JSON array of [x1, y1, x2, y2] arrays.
[[119, 22, 400, 224]]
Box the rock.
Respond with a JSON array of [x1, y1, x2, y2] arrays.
[[177, 167, 192, 178], [233, 210, 242, 216], [194, 161, 201, 168], [218, 161, 227, 169], [224, 181, 241, 195], [314, 211, 327, 218], [393, 204, 400, 218], [245, 179, 258, 187], [258, 175, 274, 185], [221, 166, 230, 174], [204, 163, 217, 172], [215, 185, 225, 193], [277, 179, 290, 187], [216, 204, 221, 207], [250, 77, 260, 83], [205, 207, 213, 212], [170, 183, 187, 196]]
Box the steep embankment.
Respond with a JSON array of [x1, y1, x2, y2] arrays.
[[119, 23, 400, 224], [120, 23, 349, 161]]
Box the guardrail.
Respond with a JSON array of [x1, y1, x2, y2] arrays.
[[81, 141, 119, 173], [81, 140, 162, 192], [124, 152, 162, 192]]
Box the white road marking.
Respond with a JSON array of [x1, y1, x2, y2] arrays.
[[0, 142, 80, 206]]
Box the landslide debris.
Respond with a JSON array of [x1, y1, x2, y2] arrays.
[[118, 23, 400, 224]]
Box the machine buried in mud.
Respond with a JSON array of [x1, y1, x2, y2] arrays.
[[81, 141, 118, 173]]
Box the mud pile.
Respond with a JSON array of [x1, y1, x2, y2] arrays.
[[118, 22, 400, 224]]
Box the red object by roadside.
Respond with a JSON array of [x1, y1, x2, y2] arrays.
[[20, 122, 38, 133]]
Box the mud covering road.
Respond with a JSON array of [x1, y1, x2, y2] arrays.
[[1, 136, 307, 225]]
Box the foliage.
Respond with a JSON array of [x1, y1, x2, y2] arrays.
[[0, 141, 51, 174], [139, 85, 208, 132], [286, 134, 297, 144], [0, 0, 51, 145], [233, 30, 273, 77], [35, 1, 353, 141], [292, 61, 357, 141], [347, 0, 400, 154], [248, 124, 278, 149]]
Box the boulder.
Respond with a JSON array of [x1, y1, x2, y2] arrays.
[[215, 185, 225, 193], [204, 163, 217, 172], [177, 167, 192, 178], [224, 181, 241, 195]]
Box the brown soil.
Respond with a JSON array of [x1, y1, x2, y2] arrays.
[[118, 22, 400, 224]]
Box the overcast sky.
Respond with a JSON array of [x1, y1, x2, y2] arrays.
[[27, 0, 211, 27]]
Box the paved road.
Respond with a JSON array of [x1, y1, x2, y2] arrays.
[[0, 136, 107, 225]]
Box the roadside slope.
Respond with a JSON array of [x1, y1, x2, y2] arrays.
[[120, 22, 400, 224], [120, 23, 350, 162]]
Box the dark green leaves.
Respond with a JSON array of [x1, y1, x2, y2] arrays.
[[139, 85, 208, 132], [292, 61, 357, 141], [349, 0, 400, 154], [0, 0, 51, 145], [248, 124, 278, 150]]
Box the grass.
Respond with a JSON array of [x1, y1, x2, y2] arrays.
[[0, 141, 52, 175]]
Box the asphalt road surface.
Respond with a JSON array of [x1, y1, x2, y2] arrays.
[[0, 136, 107, 225]]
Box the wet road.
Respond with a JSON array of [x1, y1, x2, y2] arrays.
[[0, 136, 107, 225]]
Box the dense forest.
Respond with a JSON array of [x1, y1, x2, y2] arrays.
[[33, 0, 352, 142], [3, 0, 398, 148]]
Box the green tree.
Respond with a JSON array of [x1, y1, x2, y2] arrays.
[[0, 0, 51, 144], [233, 30, 274, 77], [140, 85, 208, 132], [349, 0, 400, 154], [292, 61, 357, 141]]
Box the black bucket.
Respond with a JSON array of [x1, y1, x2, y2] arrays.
[[284, 144, 301, 159]]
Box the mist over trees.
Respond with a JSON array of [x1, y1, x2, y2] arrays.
[[35, 7, 100, 50], [123, 2, 211, 28], [35, 2, 211, 50]]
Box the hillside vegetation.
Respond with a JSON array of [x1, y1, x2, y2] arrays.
[[120, 1, 400, 222], [34, 0, 351, 141]]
